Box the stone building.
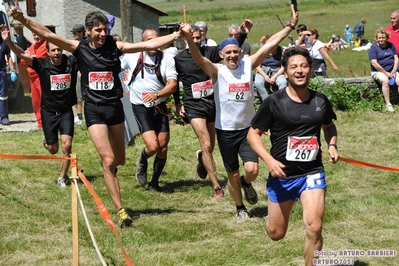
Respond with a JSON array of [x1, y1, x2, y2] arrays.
[[11, 0, 167, 43]]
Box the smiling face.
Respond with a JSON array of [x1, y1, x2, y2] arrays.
[[86, 23, 107, 49], [219, 44, 241, 70], [376, 33, 388, 47], [285, 54, 312, 90], [391, 11, 399, 29]]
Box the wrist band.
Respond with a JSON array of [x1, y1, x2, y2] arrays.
[[173, 31, 179, 40], [286, 22, 295, 30]]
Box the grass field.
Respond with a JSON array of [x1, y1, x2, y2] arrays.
[[143, 0, 397, 78], [1, 104, 399, 265], [1, 1, 399, 265]]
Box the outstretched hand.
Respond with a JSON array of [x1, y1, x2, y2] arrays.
[[8, 5, 23, 20], [240, 19, 253, 34], [289, 4, 299, 27], [0, 24, 11, 42], [179, 23, 192, 37]]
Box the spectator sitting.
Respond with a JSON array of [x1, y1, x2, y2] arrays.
[[368, 28, 399, 112], [254, 34, 287, 101], [326, 34, 348, 51]]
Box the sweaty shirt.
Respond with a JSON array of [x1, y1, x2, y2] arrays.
[[73, 35, 123, 103], [251, 88, 337, 178], [31, 55, 77, 113]]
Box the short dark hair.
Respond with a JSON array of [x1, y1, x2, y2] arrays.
[[85, 11, 108, 30], [281, 47, 313, 70], [296, 24, 307, 33], [191, 25, 201, 33]]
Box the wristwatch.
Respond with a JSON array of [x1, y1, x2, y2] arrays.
[[328, 144, 338, 150], [155, 91, 160, 99]]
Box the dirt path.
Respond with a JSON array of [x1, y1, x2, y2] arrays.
[[0, 113, 38, 132]]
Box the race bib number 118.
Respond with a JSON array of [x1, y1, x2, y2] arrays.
[[89, 71, 114, 91]]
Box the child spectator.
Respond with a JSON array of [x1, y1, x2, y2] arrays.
[[344, 24, 353, 44]]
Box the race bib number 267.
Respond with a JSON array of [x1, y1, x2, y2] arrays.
[[286, 136, 319, 162]]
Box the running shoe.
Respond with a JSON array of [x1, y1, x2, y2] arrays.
[[74, 116, 83, 125], [57, 177, 67, 188], [239, 175, 258, 205], [147, 182, 164, 192], [136, 156, 147, 186], [236, 209, 250, 220], [213, 186, 224, 198], [386, 104, 394, 112], [117, 208, 133, 228], [1, 117, 10, 125], [196, 150, 207, 179]]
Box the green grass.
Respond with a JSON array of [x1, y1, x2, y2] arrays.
[[144, 0, 397, 78], [1, 106, 399, 265]]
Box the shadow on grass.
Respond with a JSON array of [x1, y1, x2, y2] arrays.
[[125, 207, 184, 221], [10, 94, 33, 114], [250, 206, 268, 218]]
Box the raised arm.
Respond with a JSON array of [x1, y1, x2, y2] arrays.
[[181, 23, 218, 83], [0, 24, 33, 66], [250, 4, 298, 70], [117, 31, 182, 54], [9, 6, 78, 53]]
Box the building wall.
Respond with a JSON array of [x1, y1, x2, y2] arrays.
[[14, 0, 159, 43]]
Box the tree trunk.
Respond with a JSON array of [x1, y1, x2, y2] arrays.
[[120, 0, 133, 42]]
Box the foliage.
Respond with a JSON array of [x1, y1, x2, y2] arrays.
[[310, 79, 384, 111]]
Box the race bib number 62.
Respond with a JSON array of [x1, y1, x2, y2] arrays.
[[89, 71, 114, 91], [286, 136, 319, 162], [227, 82, 251, 101]]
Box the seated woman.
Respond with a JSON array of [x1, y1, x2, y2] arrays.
[[254, 35, 287, 101], [368, 28, 399, 112], [305, 28, 340, 77], [326, 34, 348, 51]]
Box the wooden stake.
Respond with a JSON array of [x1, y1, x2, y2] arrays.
[[70, 154, 79, 266], [183, 5, 187, 24]]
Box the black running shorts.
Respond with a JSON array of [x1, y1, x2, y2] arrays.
[[132, 102, 169, 134], [41, 108, 74, 145], [84, 100, 125, 127], [216, 127, 258, 172]]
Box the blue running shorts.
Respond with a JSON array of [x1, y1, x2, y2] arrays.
[[267, 172, 326, 203]]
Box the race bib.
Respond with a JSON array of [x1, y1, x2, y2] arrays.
[[191, 80, 213, 99], [88, 71, 114, 91], [50, 74, 71, 91], [142, 92, 162, 108], [286, 136, 319, 162], [227, 82, 251, 101]]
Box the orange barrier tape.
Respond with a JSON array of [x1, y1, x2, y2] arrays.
[[0, 153, 74, 161], [321, 152, 399, 172], [338, 155, 399, 171], [78, 170, 134, 266]]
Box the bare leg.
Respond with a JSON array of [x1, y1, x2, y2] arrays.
[[300, 189, 326, 266], [190, 118, 220, 188], [88, 122, 125, 210], [59, 134, 72, 178], [266, 198, 295, 240]]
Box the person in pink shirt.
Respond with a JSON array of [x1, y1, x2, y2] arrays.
[[386, 10, 399, 61]]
